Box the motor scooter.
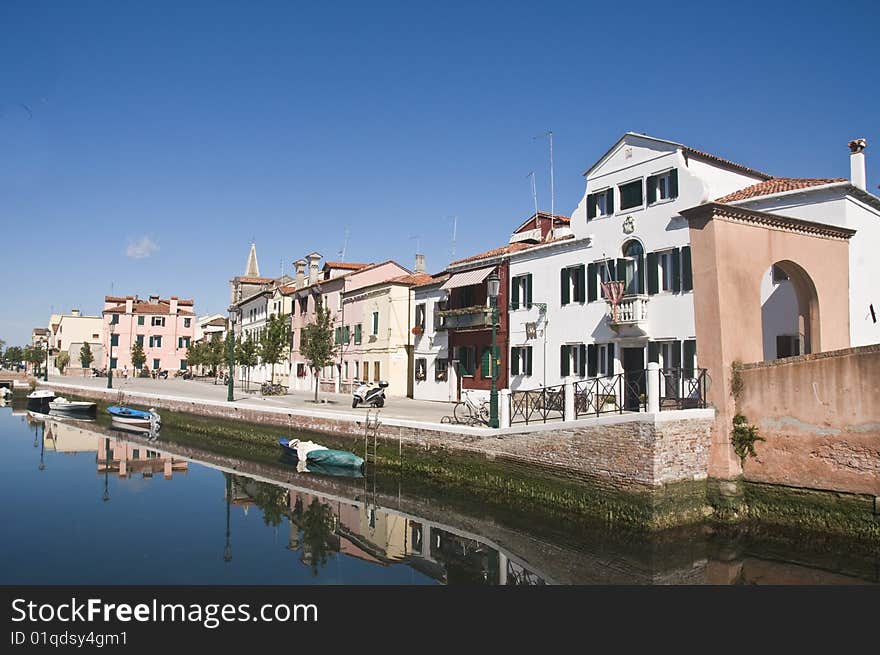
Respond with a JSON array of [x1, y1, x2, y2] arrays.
[[352, 379, 388, 408]]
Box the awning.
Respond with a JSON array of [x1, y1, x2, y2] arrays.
[[440, 266, 495, 291]]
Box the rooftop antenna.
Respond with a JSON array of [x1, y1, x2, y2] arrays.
[[338, 227, 350, 263], [527, 171, 540, 239], [451, 216, 458, 258], [534, 130, 555, 239], [409, 234, 421, 254]]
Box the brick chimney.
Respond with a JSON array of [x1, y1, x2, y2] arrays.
[[71, 309, 81, 317], [849, 138, 867, 191], [125, 297, 134, 314], [307, 252, 322, 286], [294, 259, 307, 289], [169, 296, 178, 315], [414, 253, 426, 273]]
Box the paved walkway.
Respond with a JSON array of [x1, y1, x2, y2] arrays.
[[47, 374, 457, 423]]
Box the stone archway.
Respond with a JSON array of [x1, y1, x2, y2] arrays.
[[681, 203, 854, 479], [761, 259, 820, 359]]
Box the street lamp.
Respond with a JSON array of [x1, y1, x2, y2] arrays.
[[102, 438, 111, 502], [486, 270, 501, 429], [43, 337, 49, 382], [227, 307, 239, 402], [107, 319, 115, 390], [224, 474, 232, 562]]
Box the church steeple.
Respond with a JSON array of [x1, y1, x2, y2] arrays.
[[245, 241, 260, 277]]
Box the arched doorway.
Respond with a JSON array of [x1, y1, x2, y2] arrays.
[[760, 260, 820, 360]]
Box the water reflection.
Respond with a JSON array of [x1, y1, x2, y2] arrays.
[[1, 402, 877, 585]]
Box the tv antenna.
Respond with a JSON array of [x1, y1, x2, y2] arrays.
[[527, 171, 540, 238], [451, 215, 458, 258], [338, 227, 350, 263]]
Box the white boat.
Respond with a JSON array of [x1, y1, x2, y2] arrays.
[[48, 397, 97, 417], [27, 389, 55, 400], [0, 387, 11, 398], [26, 389, 55, 412]]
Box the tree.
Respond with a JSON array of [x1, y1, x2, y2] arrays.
[[130, 341, 146, 371], [207, 333, 227, 382], [56, 351, 70, 375], [79, 343, 94, 374], [235, 334, 258, 391], [259, 313, 291, 385], [3, 345, 22, 368], [24, 345, 46, 377], [300, 302, 336, 402], [186, 340, 205, 374]]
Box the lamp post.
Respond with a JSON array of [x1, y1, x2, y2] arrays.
[[223, 474, 232, 562], [102, 438, 111, 502], [486, 270, 501, 429], [227, 307, 238, 402], [43, 337, 49, 382], [107, 319, 114, 390]]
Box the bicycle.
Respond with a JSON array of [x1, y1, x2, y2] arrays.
[[453, 390, 490, 426], [260, 382, 288, 396]]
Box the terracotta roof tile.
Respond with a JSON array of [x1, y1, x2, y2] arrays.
[[322, 261, 370, 270], [716, 178, 847, 203], [103, 303, 195, 316], [449, 242, 534, 266], [682, 145, 773, 180], [235, 276, 275, 284], [390, 273, 435, 286]]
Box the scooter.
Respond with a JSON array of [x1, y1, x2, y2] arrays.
[[352, 379, 388, 408]]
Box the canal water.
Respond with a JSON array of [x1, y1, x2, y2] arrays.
[[0, 400, 876, 585]]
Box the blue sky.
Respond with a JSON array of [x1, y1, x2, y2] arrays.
[[2, 0, 878, 346]]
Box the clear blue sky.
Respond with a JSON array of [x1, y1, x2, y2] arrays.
[[2, 0, 878, 346]]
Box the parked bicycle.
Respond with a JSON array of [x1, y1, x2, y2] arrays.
[[452, 390, 490, 426], [260, 382, 288, 396]]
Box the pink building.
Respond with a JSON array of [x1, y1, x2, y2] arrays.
[[102, 294, 196, 374]]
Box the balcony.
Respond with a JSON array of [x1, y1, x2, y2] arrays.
[[437, 305, 495, 331], [605, 295, 649, 337]]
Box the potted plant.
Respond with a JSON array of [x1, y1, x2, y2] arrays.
[[412, 325, 424, 336]]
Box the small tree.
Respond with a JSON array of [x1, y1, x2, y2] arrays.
[[236, 334, 259, 391], [300, 302, 336, 402], [259, 313, 291, 385], [56, 351, 70, 375], [24, 345, 45, 377], [207, 333, 227, 382], [187, 340, 204, 375], [79, 343, 94, 375], [130, 341, 146, 371]]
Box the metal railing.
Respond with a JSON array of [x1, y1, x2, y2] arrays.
[[656, 368, 708, 410], [510, 384, 565, 425], [573, 372, 646, 418]]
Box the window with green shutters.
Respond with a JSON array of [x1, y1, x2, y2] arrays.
[[110, 358, 117, 370], [152, 358, 160, 370], [110, 334, 119, 347], [561, 265, 586, 305], [480, 346, 501, 379], [586, 188, 614, 219], [510, 274, 533, 310], [180, 359, 187, 370], [335, 327, 343, 345], [618, 179, 643, 210], [110, 314, 119, 325], [372, 312, 379, 335], [343, 325, 350, 343], [137, 316, 144, 326], [354, 324, 362, 344], [136, 335, 144, 347], [646, 169, 678, 204], [681, 246, 693, 292], [510, 346, 533, 376], [458, 346, 476, 376]]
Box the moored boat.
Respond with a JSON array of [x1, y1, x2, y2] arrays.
[[26, 389, 55, 412], [107, 406, 161, 431], [278, 437, 364, 471], [48, 397, 97, 417]]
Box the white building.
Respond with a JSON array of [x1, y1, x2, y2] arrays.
[[507, 132, 771, 400], [50, 310, 104, 374], [411, 274, 452, 401]]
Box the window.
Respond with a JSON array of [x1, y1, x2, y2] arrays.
[[510, 274, 533, 310], [776, 335, 800, 359], [434, 300, 447, 330], [415, 304, 426, 329], [480, 346, 500, 379], [373, 361, 380, 382], [149, 336, 162, 348], [362, 361, 370, 382], [618, 179, 643, 211], [772, 265, 789, 283], [647, 246, 691, 294], [459, 286, 475, 308], [560, 344, 587, 377], [415, 358, 427, 381], [299, 297, 308, 315], [510, 346, 533, 376], [586, 188, 614, 219], [457, 346, 476, 377], [435, 358, 448, 381], [110, 357, 117, 370], [110, 314, 119, 325], [183, 318, 191, 328], [136, 335, 144, 346], [372, 311, 379, 336], [92, 333, 99, 339], [151, 316, 166, 327], [560, 265, 586, 306], [335, 326, 344, 345], [178, 336, 190, 348], [620, 240, 646, 296], [137, 316, 144, 326], [354, 323, 362, 345], [110, 334, 119, 347], [586, 343, 615, 377], [647, 169, 678, 204], [152, 358, 160, 370], [179, 359, 187, 370]]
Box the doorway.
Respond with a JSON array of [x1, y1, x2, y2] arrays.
[[622, 347, 645, 411]]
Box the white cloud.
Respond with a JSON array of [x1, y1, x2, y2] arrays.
[[125, 236, 159, 259]]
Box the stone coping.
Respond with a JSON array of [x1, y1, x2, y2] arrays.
[[738, 343, 880, 371]]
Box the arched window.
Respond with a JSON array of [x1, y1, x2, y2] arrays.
[[621, 240, 645, 295]]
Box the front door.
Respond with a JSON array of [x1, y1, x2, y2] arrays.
[[622, 347, 645, 411]]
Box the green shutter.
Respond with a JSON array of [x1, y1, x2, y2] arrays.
[[560, 268, 570, 306], [344, 325, 350, 343], [510, 276, 520, 310], [669, 169, 679, 199], [683, 339, 696, 378], [606, 188, 614, 214], [354, 324, 362, 344], [525, 274, 533, 308], [560, 345, 570, 377], [648, 342, 660, 364], [646, 175, 658, 204], [511, 348, 519, 375], [480, 347, 491, 378], [587, 344, 598, 377], [681, 246, 693, 292], [636, 255, 645, 294], [372, 312, 379, 334], [578, 345, 587, 377], [647, 252, 659, 295], [672, 248, 682, 292], [335, 327, 342, 345], [616, 259, 627, 284], [588, 263, 597, 302], [587, 193, 597, 219], [672, 341, 682, 370], [576, 265, 586, 303], [607, 259, 616, 282], [525, 347, 533, 376], [607, 344, 615, 375]]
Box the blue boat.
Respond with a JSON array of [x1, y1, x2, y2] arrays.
[[107, 406, 161, 430], [278, 437, 364, 471]]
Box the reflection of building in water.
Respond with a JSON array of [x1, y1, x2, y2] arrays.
[[97, 436, 188, 480], [43, 420, 99, 454]]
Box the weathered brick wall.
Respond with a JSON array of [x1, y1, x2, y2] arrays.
[[738, 344, 880, 495], [46, 382, 713, 492]]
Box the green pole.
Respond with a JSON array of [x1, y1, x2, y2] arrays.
[[107, 323, 113, 389], [43, 340, 48, 381], [489, 297, 499, 428], [227, 314, 234, 402]]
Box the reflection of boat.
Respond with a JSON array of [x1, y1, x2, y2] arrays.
[[107, 406, 161, 428], [0, 387, 11, 399], [27, 410, 49, 422], [48, 397, 97, 418], [26, 389, 55, 412], [278, 437, 365, 471]]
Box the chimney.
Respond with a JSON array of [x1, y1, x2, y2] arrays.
[[71, 309, 81, 317], [307, 252, 322, 286], [414, 253, 426, 273], [170, 297, 178, 315], [149, 294, 159, 304], [849, 138, 867, 191], [125, 298, 134, 314], [294, 259, 307, 289]]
